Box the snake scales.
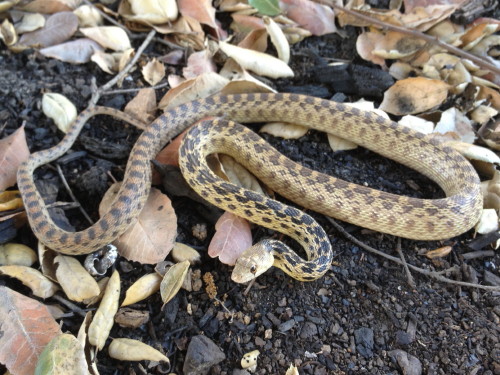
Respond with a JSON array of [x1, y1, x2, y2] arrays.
[[17, 93, 483, 281]]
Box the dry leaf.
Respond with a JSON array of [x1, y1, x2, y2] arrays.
[[73, 4, 103, 27], [0, 286, 62, 375], [34, 334, 88, 375], [398, 115, 434, 134], [128, 0, 178, 24], [178, 0, 224, 38], [171, 242, 201, 264], [0, 125, 29, 191], [18, 11, 78, 48], [80, 26, 131, 51], [238, 28, 268, 52], [42, 92, 77, 133], [121, 272, 162, 307], [82, 276, 109, 306], [0, 18, 18, 46], [55, 255, 100, 302], [99, 184, 177, 264], [219, 41, 294, 79], [183, 50, 217, 79], [124, 88, 157, 124], [379, 77, 450, 115], [208, 212, 252, 266], [160, 260, 190, 305], [481, 171, 500, 211], [158, 72, 229, 111], [114, 308, 149, 328], [20, 0, 78, 13], [263, 16, 289, 63], [0, 190, 23, 212], [109, 338, 170, 363], [220, 154, 265, 195], [445, 141, 500, 165], [142, 58, 165, 86], [434, 108, 475, 143], [0, 265, 58, 298], [154, 130, 187, 168], [475, 209, 499, 235], [88, 270, 120, 350], [40, 38, 103, 64], [327, 133, 358, 152], [425, 246, 452, 259], [16, 13, 45, 34], [280, 0, 337, 36], [286, 364, 300, 375], [0, 243, 37, 266]]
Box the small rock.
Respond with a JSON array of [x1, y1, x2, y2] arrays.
[[183, 335, 226, 375], [389, 349, 422, 375], [300, 322, 318, 339], [278, 319, 295, 332], [232, 370, 251, 375], [395, 330, 413, 346], [354, 327, 374, 358]]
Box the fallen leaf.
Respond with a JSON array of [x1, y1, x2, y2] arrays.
[[445, 141, 500, 165], [40, 38, 103, 64], [220, 154, 266, 195], [124, 88, 157, 124], [263, 16, 289, 63], [0, 190, 23, 211], [434, 107, 475, 143], [379, 77, 450, 115], [128, 0, 178, 24], [178, 0, 225, 38], [0, 286, 62, 375], [34, 334, 88, 375], [154, 130, 187, 168], [248, 0, 280, 16], [475, 209, 499, 235], [18, 11, 78, 48], [208, 212, 252, 266], [80, 26, 131, 51], [20, 0, 78, 13], [160, 260, 190, 305], [182, 50, 217, 79], [16, 13, 45, 34], [99, 184, 177, 264], [42, 92, 77, 132], [55, 255, 100, 302], [280, 0, 337, 36], [0, 265, 59, 298], [481, 171, 500, 211], [0, 18, 18, 47], [108, 338, 170, 363], [121, 272, 162, 307], [88, 270, 120, 350], [260, 122, 308, 139], [219, 41, 293, 79], [0, 125, 30, 191], [171, 242, 201, 265], [73, 4, 103, 27], [0, 243, 37, 266], [425, 246, 452, 259], [142, 58, 165, 86]]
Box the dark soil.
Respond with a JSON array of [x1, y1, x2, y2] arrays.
[[1, 9, 500, 375]]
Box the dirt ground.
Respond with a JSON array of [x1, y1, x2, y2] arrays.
[[1, 6, 500, 375]]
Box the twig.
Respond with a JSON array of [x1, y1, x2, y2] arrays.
[[101, 81, 170, 96], [55, 164, 94, 225], [324, 2, 500, 78], [395, 238, 415, 288], [326, 217, 500, 292], [462, 250, 496, 260], [51, 294, 89, 318], [89, 29, 157, 106]]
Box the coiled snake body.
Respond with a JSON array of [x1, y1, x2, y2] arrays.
[[17, 93, 483, 281]]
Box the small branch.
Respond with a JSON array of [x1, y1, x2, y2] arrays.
[[326, 217, 500, 292], [325, 2, 500, 78], [462, 250, 496, 260], [102, 81, 170, 96], [396, 238, 415, 288]]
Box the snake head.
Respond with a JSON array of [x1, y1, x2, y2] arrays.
[[231, 240, 275, 283]]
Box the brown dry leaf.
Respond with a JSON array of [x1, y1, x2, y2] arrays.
[[158, 72, 229, 111], [82, 276, 109, 306], [127, 0, 178, 24], [481, 171, 500, 210], [219, 58, 276, 93], [259, 122, 308, 139], [220, 154, 265, 195], [124, 87, 157, 124], [40, 38, 103, 64], [263, 16, 289, 63], [444, 141, 500, 165], [34, 333, 88, 375], [80, 26, 131, 51], [0, 18, 18, 47], [157, 15, 205, 49], [42, 92, 77, 132], [231, 14, 265, 33], [0, 243, 37, 266], [460, 22, 500, 49], [88, 270, 120, 350], [183, 50, 216, 79], [160, 260, 190, 305], [208, 211, 252, 266], [109, 338, 170, 363], [0, 125, 29, 191], [0, 190, 23, 211], [238, 28, 268, 52], [55, 255, 100, 302], [155, 130, 187, 168], [73, 4, 103, 27], [475, 209, 499, 234], [178, 0, 225, 38], [142, 58, 165, 86], [21, 0, 78, 13], [37, 242, 57, 282], [18, 11, 78, 48], [356, 32, 386, 67], [219, 41, 294, 79], [0, 286, 62, 375], [171, 242, 201, 264], [280, 0, 336, 36], [121, 272, 162, 307], [424, 246, 452, 259], [99, 184, 177, 264], [379, 77, 450, 115], [0, 265, 58, 298], [114, 308, 149, 328]]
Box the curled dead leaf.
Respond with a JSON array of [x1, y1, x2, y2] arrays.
[[55, 255, 100, 302], [0, 243, 37, 266], [109, 338, 169, 363], [263, 16, 289, 63], [0, 125, 30, 191], [42, 93, 77, 133], [160, 260, 190, 305], [80, 26, 131, 51], [424, 246, 452, 259], [171, 242, 201, 265], [121, 273, 162, 307], [0, 190, 23, 211], [0, 265, 59, 298]]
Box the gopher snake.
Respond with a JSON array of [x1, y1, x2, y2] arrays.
[[17, 93, 483, 281]]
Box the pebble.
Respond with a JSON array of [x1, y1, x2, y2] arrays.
[[300, 322, 318, 339], [395, 330, 413, 346], [183, 335, 226, 375], [354, 327, 374, 358], [389, 349, 422, 375]]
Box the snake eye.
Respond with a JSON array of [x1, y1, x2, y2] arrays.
[[250, 265, 257, 274]]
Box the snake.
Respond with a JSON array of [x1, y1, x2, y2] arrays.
[[17, 93, 483, 282]]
